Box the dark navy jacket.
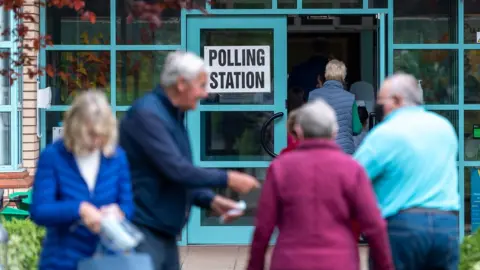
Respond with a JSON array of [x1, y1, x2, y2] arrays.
[[30, 140, 134, 270], [119, 86, 228, 237], [308, 80, 356, 154]]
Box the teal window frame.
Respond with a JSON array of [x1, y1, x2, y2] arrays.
[[0, 10, 21, 172], [38, 0, 188, 245], [39, 0, 477, 243], [390, 0, 478, 240]]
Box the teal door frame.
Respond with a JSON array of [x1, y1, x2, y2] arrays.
[[186, 11, 388, 245], [186, 16, 288, 244]]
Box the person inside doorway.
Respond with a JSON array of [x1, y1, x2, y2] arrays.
[[288, 38, 331, 101], [308, 60, 362, 155]]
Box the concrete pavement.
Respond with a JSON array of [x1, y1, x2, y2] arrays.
[[179, 246, 369, 270]]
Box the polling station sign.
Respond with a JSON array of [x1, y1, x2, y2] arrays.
[[204, 46, 271, 93]]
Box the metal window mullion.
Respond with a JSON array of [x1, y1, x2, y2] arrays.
[[458, 0, 465, 241], [110, 0, 117, 113], [40, 4, 47, 149], [9, 9, 18, 169]]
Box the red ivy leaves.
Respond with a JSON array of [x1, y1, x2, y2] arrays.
[[0, 0, 206, 86]]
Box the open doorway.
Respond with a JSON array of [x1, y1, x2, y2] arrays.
[[286, 14, 384, 138], [286, 14, 382, 111]]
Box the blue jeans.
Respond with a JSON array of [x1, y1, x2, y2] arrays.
[[135, 224, 180, 270], [372, 211, 459, 270]]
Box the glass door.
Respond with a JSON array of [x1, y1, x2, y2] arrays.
[[186, 16, 287, 244], [370, 12, 387, 128]]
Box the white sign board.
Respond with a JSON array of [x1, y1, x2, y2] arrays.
[[52, 127, 64, 142], [204, 46, 271, 93], [477, 32, 480, 43]]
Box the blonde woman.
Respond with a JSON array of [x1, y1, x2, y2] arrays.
[[30, 90, 134, 270]]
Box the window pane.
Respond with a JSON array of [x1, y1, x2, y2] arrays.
[[393, 50, 458, 104], [47, 2, 110, 45], [211, 0, 271, 9], [393, 0, 457, 43], [116, 51, 170, 106], [201, 111, 273, 161], [278, 0, 296, 8], [116, 111, 126, 121], [464, 0, 480, 44], [0, 9, 10, 41], [47, 51, 111, 105], [303, 0, 361, 8], [429, 110, 458, 136], [0, 49, 10, 105], [0, 112, 11, 165], [199, 29, 274, 105], [465, 167, 480, 235], [465, 111, 480, 161], [465, 50, 480, 104], [45, 111, 65, 145], [370, 0, 387, 8], [116, 0, 180, 45], [202, 168, 266, 226]]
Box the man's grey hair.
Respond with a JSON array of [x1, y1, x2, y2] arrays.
[[295, 99, 338, 139], [160, 51, 209, 88], [385, 72, 424, 105]]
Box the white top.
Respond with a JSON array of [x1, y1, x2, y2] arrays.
[[75, 150, 101, 192]]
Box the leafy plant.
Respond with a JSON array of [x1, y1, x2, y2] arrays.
[[1, 218, 45, 270]]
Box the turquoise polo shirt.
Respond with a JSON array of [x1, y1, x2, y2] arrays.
[[354, 106, 460, 218]]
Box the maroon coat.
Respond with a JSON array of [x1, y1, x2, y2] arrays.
[[247, 139, 394, 270]]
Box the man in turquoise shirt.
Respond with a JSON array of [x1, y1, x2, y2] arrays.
[[354, 73, 460, 270]]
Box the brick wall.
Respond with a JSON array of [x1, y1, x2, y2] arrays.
[[0, 0, 39, 191], [21, 0, 40, 176]]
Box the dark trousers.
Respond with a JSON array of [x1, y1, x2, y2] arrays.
[[135, 224, 180, 270], [371, 210, 459, 270]]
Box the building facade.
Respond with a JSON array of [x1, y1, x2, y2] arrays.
[[0, 0, 479, 245]]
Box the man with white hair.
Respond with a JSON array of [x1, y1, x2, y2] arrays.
[[119, 51, 260, 270], [354, 72, 460, 270]]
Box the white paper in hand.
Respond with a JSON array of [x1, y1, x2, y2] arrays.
[[219, 200, 246, 224]]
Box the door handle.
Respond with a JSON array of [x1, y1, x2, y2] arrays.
[[260, 112, 284, 158]]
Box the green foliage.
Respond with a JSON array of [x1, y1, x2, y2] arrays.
[[460, 230, 480, 270], [1, 218, 45, 270]]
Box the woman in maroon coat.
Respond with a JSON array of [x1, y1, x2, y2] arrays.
[[247, 99, 394, 270]]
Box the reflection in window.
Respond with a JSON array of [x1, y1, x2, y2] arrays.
[[201, 111, 273, 161], [394, 50, 458, 104], [429, 110, 458, 136], [0, 9, 10, 41], [0, 112, 11, 165], [47, 1, 110, 44], [202, 168, 266, 226], [465, 111, 480, 161], [47, 51, 111, 105], [211, 0, 271, 9], [278, 0, 296, 8], [303, 0, 361, 8], [0, 49, 10, 105], [116, 0, 180, 45], [116, 51, 170, 106], [45, 111, 65, 145], [465, 50, 480, 104], [465, 167, 480, 235], [464, 0, 480, 44], [200, 29, 274, 105], [370, 0, 387, 8], [393, 0, 457, 43]]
